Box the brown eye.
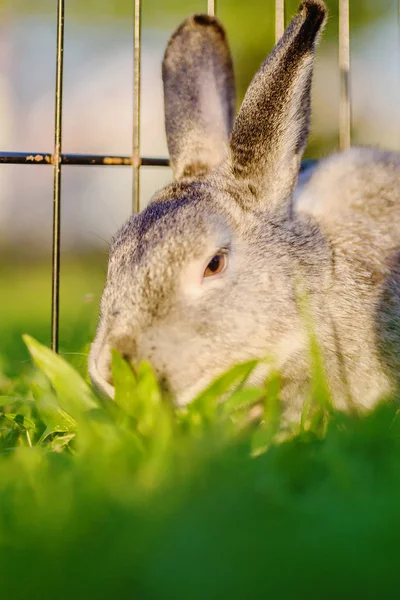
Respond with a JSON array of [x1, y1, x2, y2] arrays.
[[204, 253, 227, 278]]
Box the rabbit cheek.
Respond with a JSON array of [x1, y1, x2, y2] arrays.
[[134, 322, 214, 404]]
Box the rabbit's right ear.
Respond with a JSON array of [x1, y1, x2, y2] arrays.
[[228, 0, 327, 214], [163, 15, 235, 181]]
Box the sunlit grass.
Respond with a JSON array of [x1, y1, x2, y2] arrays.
[[0, 256, 105, 383], [0, 331, 399, 598]]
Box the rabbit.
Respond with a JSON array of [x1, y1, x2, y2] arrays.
[[89, 0, 400, 423]]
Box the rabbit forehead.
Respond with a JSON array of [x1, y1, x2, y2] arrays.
[[104, 192, 235, 317], [110, 199, 230, 265], [109, 178, 240, 263]]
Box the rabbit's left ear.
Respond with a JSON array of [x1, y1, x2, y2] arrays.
[[228, 0, 327, 213], [163, 15, 235, 181]]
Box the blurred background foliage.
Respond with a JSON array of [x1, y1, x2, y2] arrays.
[[0, 0, 399, 382]]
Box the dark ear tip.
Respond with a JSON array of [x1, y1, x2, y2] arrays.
[[163, 14, 228, 65], [192, 14, 217, 27], [298, 0, 328, 23], [175, 14, 226, 39], [188, 14, 226, 37]]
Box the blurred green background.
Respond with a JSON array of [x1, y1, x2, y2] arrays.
[[0, 0, 399, 385]]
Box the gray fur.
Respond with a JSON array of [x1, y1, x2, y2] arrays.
[[163, 14, 235, 180], [229, 0, 326, 212], [89, 1, 400, 423]]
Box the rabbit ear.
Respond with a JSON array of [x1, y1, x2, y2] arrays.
[[162, 15, 236, 181], [229, 0, 327, 213]]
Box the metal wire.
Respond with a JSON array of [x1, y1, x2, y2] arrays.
[[51, 0, 65, 353], [339, 0, 351, 150], [0, 152, 169, 167], [0, 152, 316, 170], [208, 0, 216, 16], [397, 1, 400, 148], [275, 0, 285, 43], [133, 0, 141, 213]]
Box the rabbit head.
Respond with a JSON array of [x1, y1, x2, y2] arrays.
[[89, 1, 329, 406]]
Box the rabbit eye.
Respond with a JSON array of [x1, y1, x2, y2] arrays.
[[204, 253, 227, 278]]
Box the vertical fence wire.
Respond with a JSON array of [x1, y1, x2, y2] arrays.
[[275, 0, 285, 43], [133, 0, 141, 213], [398, 0, 400, 143], [207, 0, 216, 16], [51, 0, 65, 353], [339, 0, 351, 150]]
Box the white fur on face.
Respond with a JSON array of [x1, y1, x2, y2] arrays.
[[89, 328, 116, 399]]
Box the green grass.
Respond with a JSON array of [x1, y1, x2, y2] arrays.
[[0, 343, 400, 598], [1, 259, 400, 598], [0, 255, 105, 384]]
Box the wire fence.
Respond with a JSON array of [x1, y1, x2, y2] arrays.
[[0, 0, 353, 353]]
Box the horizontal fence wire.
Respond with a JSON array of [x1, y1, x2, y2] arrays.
[[0, 152, 169, 166], [0, 152, 317, 169], [0, 152, 315, 171]]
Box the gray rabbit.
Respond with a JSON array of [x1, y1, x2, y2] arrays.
[[89, 0, 400, 422]]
